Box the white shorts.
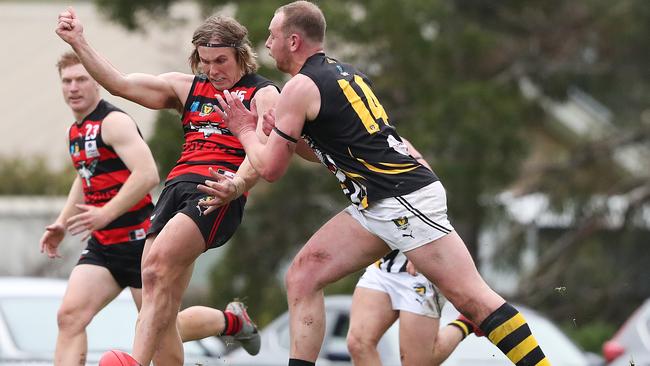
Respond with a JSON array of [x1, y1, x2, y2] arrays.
[[345, 181, 454, 252], [356, 265, 446, 318]]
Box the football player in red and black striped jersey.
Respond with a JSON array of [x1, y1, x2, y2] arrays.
[[57, 7, 279, 366], [41, 52, 159, 366]]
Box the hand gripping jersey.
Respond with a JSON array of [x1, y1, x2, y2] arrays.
[[68, 100, 153, 245], [166, 73, 277, 185], [298, 53, 438, 208]]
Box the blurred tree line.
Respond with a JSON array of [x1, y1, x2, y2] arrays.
[[0, 157, 74, 195], [94, 0, 649, 352]]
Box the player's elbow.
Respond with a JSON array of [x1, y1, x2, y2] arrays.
[[141, 169, 160, 191], [259, 165, 285, 183], [260, 170, 282, 183]]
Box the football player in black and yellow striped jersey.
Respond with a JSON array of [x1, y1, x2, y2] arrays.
[[212, 2, 551, 366]]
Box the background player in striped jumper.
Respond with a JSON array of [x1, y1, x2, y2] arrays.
[[56, 8, 279, 366], [43, 52, 266, 366], [348, 248, 446, 365], [41, 51, 159, 366], [211, 2, 551, 366]]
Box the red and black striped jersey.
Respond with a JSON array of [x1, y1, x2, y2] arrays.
[[68, 99, 153, 246], [298, 53, 437, 209], [166, 73, 278, 185]]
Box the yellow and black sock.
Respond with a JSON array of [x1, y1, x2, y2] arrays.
[[480, 303, 551, 366]]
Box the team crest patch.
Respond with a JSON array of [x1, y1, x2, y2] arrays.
[[392, 216, 409, 230], [196, 196, 214, 216], [413, 283, 427, 297], [199, 103, 215, 117]]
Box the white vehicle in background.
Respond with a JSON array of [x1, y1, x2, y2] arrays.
[[0, 277, 222, 366], [223, 295, 604, 366], [602, 298, 650, 366]]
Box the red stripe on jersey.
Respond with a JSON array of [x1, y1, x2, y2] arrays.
[[127, 196, 153, 212], [95, 147, 119, 161], [93, 219, 151, 245]]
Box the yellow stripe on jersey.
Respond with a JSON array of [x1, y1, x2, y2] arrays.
[[535, 358, 551, 366], [372, 161, 420, 168], [347, 148, 419, 174], [337, 79, 380, 134], [357, 158, 420, 174], [488, 312, 526, 345], [341, 169, 367, 180]]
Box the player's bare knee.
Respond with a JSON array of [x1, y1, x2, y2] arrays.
[[57, 305, 92, 333], [140, 261, 169, 295], [286, 251, 333, 293], [346, 332, 375, 357], [285, 266, 324, 298]]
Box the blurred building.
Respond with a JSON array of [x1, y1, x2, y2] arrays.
[[0, 1, 223, 292], [0, 1, 201, 169]]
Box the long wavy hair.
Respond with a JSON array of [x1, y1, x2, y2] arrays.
[[188, 15, 258, 75]]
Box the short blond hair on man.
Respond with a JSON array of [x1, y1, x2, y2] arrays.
[[276, 1, 326, 44], [56, 51, 81, 75]]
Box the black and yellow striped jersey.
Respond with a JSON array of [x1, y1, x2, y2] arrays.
[[298, 53, 437, 208]]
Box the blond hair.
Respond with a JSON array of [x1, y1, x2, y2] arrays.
[[188, 15, 258, 75], [276, 1, 326, 44], [56, 51, 81, 75]]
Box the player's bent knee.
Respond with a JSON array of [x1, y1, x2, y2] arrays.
[[284, 264, 319, 295], [347, 331, 377, 356], [140, 263, 169, 291], [57, 306, 93, 332]]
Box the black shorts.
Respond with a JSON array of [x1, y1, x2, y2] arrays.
[[77, 237, 144, 288], [147, 181, 246, 251]]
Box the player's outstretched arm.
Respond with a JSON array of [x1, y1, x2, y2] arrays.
[[55, 7, 190, 112]]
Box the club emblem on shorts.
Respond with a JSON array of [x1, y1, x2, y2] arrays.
[[196, 196, 214, 216], [392, 216, 410, 230], [413, 283, 427, 297]]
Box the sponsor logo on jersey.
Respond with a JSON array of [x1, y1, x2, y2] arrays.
[[85, 140, 100, 158], [190, 101, 200, 112], [188, 121, 228, 138], [129, 228, 147, 241], [70, 142, 80, 157]]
